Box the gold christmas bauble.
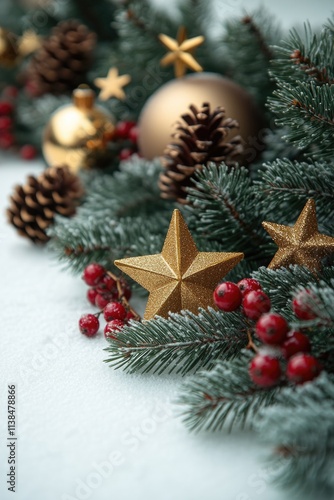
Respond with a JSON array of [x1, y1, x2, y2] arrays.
[[138, 73, 264, 163], [0, 28, 20, 67], [43, 87, 115, 173]]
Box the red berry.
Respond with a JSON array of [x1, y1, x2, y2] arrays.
[[126, 310, 136, 321], [281, 331, 311, 359], [95, 293, 110, 310], [242, 290, 271, 320], [104, 302, 127, 322], [20, 144, 37, 160], [104, 319, 125, 339], [82, 263, 105, 286], [119, 148, 134, 161], [237, 278, 261, 297], [115, 120, 136, 140], [249, 354, 282, 387], [128, 126, 139, 143], [87, 288, 98, 306], [255, 313, 289, 345], [0, 116, 12, 130], [0, 133, 14, 149], [0, 101, 14, 115], [79, 314, 99, 337], [292, 289, 317, 320], [286, 353, 321, 384], [120, 278, 132, 301], [213, 282, 242, 312]]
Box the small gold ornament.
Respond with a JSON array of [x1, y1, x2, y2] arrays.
[[159, 26, 205, 78], [138, 73, 264, 162], [115, 209, 243, 319], [0, 28, 20, 67], [43, 86, 115, 172], [263, 199, 334, 273], [94, 67, 131, 101], [0, 27, 41, 67]]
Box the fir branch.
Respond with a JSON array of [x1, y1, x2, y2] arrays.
[[184, 164, 274, 262], [269, 81, 334, 158], [252, 266, 334, 320], [257, 373, 334, 495], [105, 309, 249, 375], [178, 352, 280, 432], [257, 159, 334, 229], [241, 15, 274, 61], [221, 8, 281, 105], [48, 213, 169, 273], [79, 157, 171, 219]]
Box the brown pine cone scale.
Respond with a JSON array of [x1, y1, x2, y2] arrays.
[[7, 165, 84, 244], [159, 103, 244, 204], [26, 20, 96, 96]]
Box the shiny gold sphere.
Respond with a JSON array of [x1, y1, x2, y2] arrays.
[[0, 28, 20, 67], [43, 87, 115, 173], [138, 73, 264, 163]]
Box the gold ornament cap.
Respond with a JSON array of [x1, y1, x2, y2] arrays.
[[73, 86, 95, 110]]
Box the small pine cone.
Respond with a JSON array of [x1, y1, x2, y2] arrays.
[[26, 20, 96, 96], [159, 102, 244, 204], [7, 165, 84, 244]]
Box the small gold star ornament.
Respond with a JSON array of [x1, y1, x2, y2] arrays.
[[94, 67, 131, 101], [159, 26, 205, 78], [263, 199, 334, 273], [115, 209, 243, 319]]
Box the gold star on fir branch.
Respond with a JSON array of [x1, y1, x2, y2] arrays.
[[263, 199, 334, 273], [94, 67, 131, 101], [159, 26, 205, 78], [115, 209, 243, 319]]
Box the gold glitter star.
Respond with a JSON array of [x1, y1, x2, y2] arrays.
[[159, 26, 205, 78], [115, 209, 243, 319], [94, 67, 131, 101], [263, 199, 334, 273]]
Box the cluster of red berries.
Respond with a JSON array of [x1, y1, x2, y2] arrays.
[[213, 278, 322, 388], [0, 86, 37, 159], [114, 120, 139, 161], [78, 263, 139, 340]]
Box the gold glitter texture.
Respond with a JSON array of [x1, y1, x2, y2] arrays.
[[115, 209, 243, 319], [159, 26, 205, 78], [263, 198, 334, 273]]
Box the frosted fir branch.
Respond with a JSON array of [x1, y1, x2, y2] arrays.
[[184, 164, 274, 261], [268, 81, 334, 158], [252, 266, 334, 320], [178, 352, 280, 432], [271, 21, 334, 85], [257, 159, 334, 229], [48, 213, 170, 273], [257, 373, 334, 495], [79, 157, 171, 219], [105, 308, 250, 375]]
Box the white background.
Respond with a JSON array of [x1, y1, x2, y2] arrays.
[[1, 2, 334, 499]]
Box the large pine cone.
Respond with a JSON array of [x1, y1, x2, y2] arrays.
[[7, 165, 84, 244], [26, 20, 96, 96], [159, 103, 244, 204]]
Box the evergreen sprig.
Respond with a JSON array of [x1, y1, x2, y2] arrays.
[[258, 373, 334, 495], [178, 351, 280, 432], [257, 159, 334, 228], [185, 164, 274, 263], [269, 20, 334, 158], [105, 308, 249, 375]]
